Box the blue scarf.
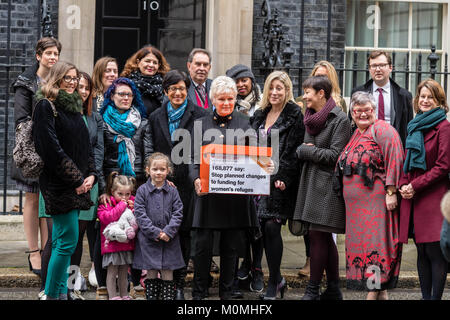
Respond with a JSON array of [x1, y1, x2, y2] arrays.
[[103, 104, 138, 176], [403, 107, 447, 173], [167, 99, 188, 140]]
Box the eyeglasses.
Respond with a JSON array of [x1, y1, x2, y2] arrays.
[[63, 76, 80, 83], [352, 108, 374, 115], [114, 92, 134, 98], [369, 63, 390, 70], [168, 86, 187, 93]]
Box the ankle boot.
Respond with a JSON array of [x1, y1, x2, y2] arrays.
[[144, 278, 161, 300], [174, 268, 186, 300], [320, 280, 343, 300], [301, 280, 320, 300], [161, 280, 176, 300]]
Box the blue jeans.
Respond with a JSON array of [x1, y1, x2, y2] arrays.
[[44, 209, 79, 298]]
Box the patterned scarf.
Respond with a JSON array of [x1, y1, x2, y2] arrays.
[[403, 107, 447, 173], [303, 97, 336, 136], [167, 99, 188, 140], [102, 104, 141, 176], [129, 71, 164, 104]]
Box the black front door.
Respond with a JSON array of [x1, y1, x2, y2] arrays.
[[95, 0, 206, 72]]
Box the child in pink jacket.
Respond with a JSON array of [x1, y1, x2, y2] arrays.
[[97, 172, 138, 300]]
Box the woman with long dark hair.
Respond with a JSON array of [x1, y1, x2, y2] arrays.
[[121, 46, 170, 117]]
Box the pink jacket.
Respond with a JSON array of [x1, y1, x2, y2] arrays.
[[97, 195, 136, 255]]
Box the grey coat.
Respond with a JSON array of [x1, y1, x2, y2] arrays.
[[293, 106, 351, 233], [133, 180, 185, 270]]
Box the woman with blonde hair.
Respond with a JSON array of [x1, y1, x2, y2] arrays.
[[121, 46, 170, 117], [91, 57, 119, 112], [250, 71, 305, 299], [33, 61, 97, 299], [296, 60, 347, 114]]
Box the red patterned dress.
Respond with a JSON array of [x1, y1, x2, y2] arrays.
[[336, 120, 404, 291]]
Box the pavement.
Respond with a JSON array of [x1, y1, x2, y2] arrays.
[[0, 214, 436, 293]]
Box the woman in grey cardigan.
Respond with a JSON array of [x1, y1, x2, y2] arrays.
[[293, 75, 351, 300]]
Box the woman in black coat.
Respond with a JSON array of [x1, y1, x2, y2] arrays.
[[121, 46, 170, 117], [12, 37, 61, 278], [33, 61, 97, 299], [99, 77, 148, 199], [189, 76, 261, 300], [143, 70, 207, 299], [249, 71, 305, 300]]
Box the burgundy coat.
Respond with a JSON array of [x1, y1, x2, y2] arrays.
[[399, 119, 450, 244]]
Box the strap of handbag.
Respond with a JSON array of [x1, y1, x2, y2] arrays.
[[32, 98, 58, 121]]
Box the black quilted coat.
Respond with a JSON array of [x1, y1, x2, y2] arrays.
[[249, 101, 305, 220]]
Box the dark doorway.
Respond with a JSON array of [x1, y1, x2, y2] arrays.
[[95, 0, 206, 72]]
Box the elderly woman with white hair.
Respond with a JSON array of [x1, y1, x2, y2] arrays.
[[335, 91, 405, 300], [188, 76, 260, 300]]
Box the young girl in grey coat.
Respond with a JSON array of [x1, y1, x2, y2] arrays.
[[133, 153, 185, 300]]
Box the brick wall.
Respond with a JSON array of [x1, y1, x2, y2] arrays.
[[0, 0, 58, 193], [252, 0, 346, 97]]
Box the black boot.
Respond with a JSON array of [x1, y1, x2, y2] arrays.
[[174, 268, 187, 300], [320, 280, 343, 300], [161, 280, 176, 300], [301, 280, 320, 300], [144, 278, 161, 300]]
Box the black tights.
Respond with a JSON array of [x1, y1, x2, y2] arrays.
[[261, 219, 283, 296], [240, 234, 264, 270], [309, 230, 339, 283], [416, 241, 447, 300]]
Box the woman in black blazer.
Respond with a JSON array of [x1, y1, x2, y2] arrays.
[[144, 70, 207, 299]]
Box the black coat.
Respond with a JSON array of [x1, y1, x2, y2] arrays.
[[187, 78, 213, 111], [142, 94, 162, 118], [11, 63, 40, 185], [249, 101, 305, 220], [102, 116, 148, 191], [351, 78, 413, 146], [188, 110, 258, 229], [33, 98, 97, 215], [84, 112, 105, 192], [144, 99, 208, 230]]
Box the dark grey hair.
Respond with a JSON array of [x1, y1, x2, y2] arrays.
[[349, 91, 376, 113], [187, 48, 212, 64]]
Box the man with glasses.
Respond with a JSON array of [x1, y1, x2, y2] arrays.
[[186, 48, 213, 110], [351, 50, 413, 145]]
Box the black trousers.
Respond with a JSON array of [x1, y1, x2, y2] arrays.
[[173, 229, 191, 290], [192, 228, 239, 299]]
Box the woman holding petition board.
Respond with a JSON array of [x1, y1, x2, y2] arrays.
[[189, 76, 263, 300]]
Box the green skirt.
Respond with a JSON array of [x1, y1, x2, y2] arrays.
[[38, 183, 99, 221]]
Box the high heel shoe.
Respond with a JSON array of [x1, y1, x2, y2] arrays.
[[277, 277, 288, 299], [25, 249, 41, 277], [259, 277, 288, 300]]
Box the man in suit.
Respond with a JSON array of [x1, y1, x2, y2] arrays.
[[187, 48, 213, 110], [351, 50, 413, 145]]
